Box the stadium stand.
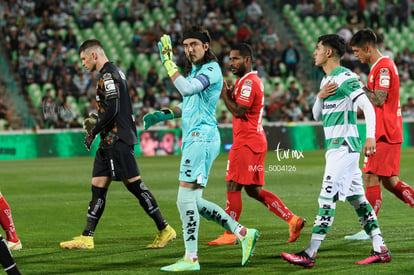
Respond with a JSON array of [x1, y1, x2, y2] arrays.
[[1, 0, 414, 130]]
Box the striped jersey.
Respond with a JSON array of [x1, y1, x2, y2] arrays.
[[319, 66, 364, 152]]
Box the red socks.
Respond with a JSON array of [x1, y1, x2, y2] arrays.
[[0, 197, 19, 242], [256, 189, 292, 222], [366, 185, 382, 216], [224, 191, 242, 234], [393, 181, 414, 207]]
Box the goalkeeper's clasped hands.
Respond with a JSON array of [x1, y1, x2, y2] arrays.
[[143, 34, 177, 130]]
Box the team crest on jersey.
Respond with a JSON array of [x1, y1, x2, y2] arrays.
[[380, 68, 389, 75], [103, 73, 112, 80]]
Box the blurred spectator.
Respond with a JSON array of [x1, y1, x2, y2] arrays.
[[0, 99, 12, 128], [146, 65, 160, 89], [268, 56, 283, 77], [284, 80, 301, 103], [73, 70, 90, 97], [261, 25, 279, 48], [113, 1, 129, 25], [281, 41, 300, 76], [143, 86, 157, 108], [407, 97, 414, 114], [285, 101, 304, 121], [64, 28, 78, 49], [345, 9, 365, 31], [297, 0, 314, 18], [217, 109, 231, 124], [367, 0, 380, 29], [270, 82, 284, 99], [236, 22, 251, 42], [58, 101, 80, 128], [324, 0, 340, 18], [157, 90, 171, 108], [397, 0, 410, 31], [246, 0, 263, 22], [90, 2, 105, 23], [50, 7, 69, 29], [384, 0, 396, 30]]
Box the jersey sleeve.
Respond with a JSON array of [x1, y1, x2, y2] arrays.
[[235, 78, 256, 108], [374, 66, 392, 92], [198, 62, 222, 89], [341, 76, 364, 101], [102, 72, 119, 100]]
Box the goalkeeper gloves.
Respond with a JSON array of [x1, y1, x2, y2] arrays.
[[158, 34, 178, 77], [83, 112, 98, 134], [84, 132, 96, 151], [143, 109, 174, 130]]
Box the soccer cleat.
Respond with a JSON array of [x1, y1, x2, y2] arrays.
[[344, 229, 370, 241], [7, 240, 22, 251], [146, 224, 176, 248], [281, 250, 315, 268], [206, 232, 238, 245], [286, 216, 306, 243], [356, 250, 391, 264], [240, 228, 259, 266], [160, 257, 200, 272], [60, 235, 94, 249]]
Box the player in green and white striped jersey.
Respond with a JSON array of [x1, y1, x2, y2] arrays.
[[281, 34, 391, 267]]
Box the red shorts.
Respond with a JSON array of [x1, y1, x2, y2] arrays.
[[225, 145, 265, 185], [362, 140, 401, 177]]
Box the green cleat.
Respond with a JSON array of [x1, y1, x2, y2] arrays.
[[240, 228, 259, 266], [344, 229, 370, 241], [161, 257, 200, 272]]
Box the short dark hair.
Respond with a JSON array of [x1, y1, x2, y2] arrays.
[[350, 29, 377, 48], [232, 43, 253, 58], [78, 39, 104, 55], [318, 34, 345, 58]]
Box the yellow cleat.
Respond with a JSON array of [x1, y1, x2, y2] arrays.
[[7, 240, 22, 251], [146, 224, 176, 248], [60, 235, 94, 249]]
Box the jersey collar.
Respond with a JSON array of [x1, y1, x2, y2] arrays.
[[239, 70, 257, 82]]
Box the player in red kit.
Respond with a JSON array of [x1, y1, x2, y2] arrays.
[[345, 29, 414, 240], [207, 43, 305, 245]]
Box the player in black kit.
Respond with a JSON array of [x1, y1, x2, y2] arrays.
[[60, 39, 176, 249]]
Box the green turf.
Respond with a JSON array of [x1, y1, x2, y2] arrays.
[[1, 148, 414, 274]]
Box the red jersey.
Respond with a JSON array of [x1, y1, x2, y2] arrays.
[[232, 71, 267, 153], [368, 56, 403, 143]]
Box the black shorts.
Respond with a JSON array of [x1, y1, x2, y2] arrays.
[[92, 141, 140, 181]]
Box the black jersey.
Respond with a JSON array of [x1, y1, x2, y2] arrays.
[[95, 62, 138, 148]]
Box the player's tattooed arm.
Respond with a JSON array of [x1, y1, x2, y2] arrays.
[[363, 87, 387, 107]]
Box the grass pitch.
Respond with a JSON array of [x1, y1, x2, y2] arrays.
[[2, 148, 414, 274]]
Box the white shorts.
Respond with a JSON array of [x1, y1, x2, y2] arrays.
[[319, 145, 365, 202]]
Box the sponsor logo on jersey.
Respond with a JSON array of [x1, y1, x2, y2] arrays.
[[104, 79, 116, 91], [240, 84, 251, 101], [244, 79, 253, 86], [323, 103, 336, 109], [379, 75, 390, 88]]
